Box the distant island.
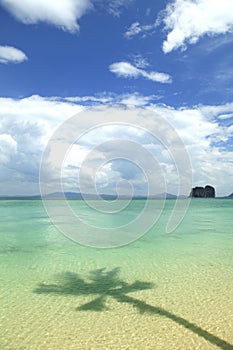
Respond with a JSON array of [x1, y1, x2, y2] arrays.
[[189, 185, 215, 198]]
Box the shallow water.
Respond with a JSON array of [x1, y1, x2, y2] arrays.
[[0, 199, 232, 350]]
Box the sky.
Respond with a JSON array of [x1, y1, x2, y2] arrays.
[[0, 0, 233, 197]]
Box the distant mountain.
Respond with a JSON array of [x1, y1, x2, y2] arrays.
[[43, 192, 82, 199], [42, 192, 119, 200], [40, 192, 178, 199], [216, 193, 233, 199], [0, 192, 182, 200]]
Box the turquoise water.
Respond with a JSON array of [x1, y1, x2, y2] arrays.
[[0, 199, 232, 349]]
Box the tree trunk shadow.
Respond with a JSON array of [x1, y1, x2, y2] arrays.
[[116, 294, 233, 350]]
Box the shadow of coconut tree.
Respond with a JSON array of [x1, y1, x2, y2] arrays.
[[34, 267, 153, 311], [34, 268, 233, 350]]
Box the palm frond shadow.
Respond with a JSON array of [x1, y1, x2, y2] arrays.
[[34, 268, 233, 350]]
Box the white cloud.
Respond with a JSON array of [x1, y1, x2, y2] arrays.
[[151, 103, 233, 195], [109, 61, 140, 77], [61, 102, 233, 196], [65, 95, 112, 104], [0, 94, 232, 196], [65, 92, 162, 105], [131, 54, 149, 69], [124, 22, 142, 38], [0, 95, 82, 194], [109, 61, 172, 83], [107, 0, 134, 17], [0, 45, 28, 64], [124, 21, 157, 39], [119, 93, 162, 106], [0, 0, 92, 32], [161, 0, 233, 53], [0, 134, 17, 164], [218, 113, 233, 120]]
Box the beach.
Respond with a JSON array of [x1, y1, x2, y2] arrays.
[[0, 199, 232, 349]]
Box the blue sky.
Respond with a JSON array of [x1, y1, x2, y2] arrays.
[[0, 0, 233, 196]]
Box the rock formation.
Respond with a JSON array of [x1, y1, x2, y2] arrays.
[[189, 185, 215, 198]]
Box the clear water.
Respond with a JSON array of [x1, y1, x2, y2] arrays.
[[0, 199, 232, 350]]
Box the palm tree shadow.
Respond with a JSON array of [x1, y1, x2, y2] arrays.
[[34, 268, 233, 350]]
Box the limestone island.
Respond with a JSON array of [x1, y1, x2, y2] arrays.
[[189, 185, 215, 198]]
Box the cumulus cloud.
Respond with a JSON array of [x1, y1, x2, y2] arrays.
[[0, 134, 17, 164], [151, 103, 233, 195], [0, 95, 82, 194], [0, 0, 92, 32], [0, 94, 233, 196], [161, 0, 233, 53], [0, 45, 28, 64], [61, 102, 233, 196], [109, 61, 172, 83]]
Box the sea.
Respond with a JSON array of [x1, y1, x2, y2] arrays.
[[0, 199, 232, 350]]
